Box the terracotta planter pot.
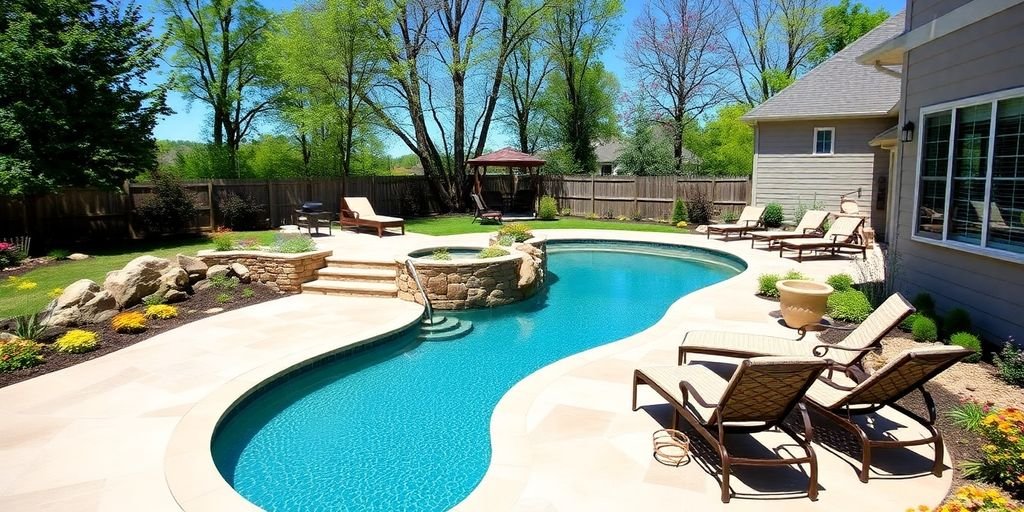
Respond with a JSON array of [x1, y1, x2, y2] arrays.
[[776, 280, 834, 329]]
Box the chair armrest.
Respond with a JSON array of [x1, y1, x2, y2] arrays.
[[815, 375, 857, 392], [340, 209, 360, 219], [811, 344, 872, 358], [680, 381, 719, 409], [797, 322, 857, 339]]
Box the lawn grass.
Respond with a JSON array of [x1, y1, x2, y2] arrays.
[[405, 215, 687, 237], [0, 231, 278, 318]]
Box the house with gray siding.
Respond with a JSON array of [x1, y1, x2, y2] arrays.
[[743, 13, 905, 242], [858, 0, 1024, 342]]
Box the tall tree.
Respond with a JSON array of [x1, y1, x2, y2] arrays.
[[502, 37, 554, 153], [617, 106, 675, 176], [727, 0, 823, 105], [684, 103, 754, 175], [161, 0, 276, 173], [544, 0, 624, 172], [0, 0, 167, 195], [808, 0, 888, 65], [268, 0, 384, 183], [625, 0, 730, 170]]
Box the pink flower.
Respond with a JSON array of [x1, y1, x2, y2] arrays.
[[0, 243, 12, 251]]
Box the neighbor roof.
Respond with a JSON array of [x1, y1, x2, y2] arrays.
[[466, 147, 546, 167], [742, 11, 905, 122]]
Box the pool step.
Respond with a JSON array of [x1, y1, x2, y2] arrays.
[[418, 317, 474, 341], [316, 266, 396, 283], [301, 279, 398, 298], [325, 256, 396, 270]]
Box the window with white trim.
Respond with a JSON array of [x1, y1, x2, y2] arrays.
[[814, 128, 834, 154], [915, 89, 1024, 257]]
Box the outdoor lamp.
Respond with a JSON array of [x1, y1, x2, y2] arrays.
[[901, 121, 915, 143]]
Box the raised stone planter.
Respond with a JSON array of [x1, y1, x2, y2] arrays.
[[197, 249, 332, 293], [397, 238, 547, 310]]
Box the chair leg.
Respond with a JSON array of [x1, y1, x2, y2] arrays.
[[631, 373, 640, 411], [932, 430, 945, 478]]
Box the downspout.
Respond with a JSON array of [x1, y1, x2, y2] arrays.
[[874, 62, 903, 79]]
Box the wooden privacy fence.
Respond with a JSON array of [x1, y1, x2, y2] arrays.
[[0, 175, 750, 246], [542, 176, 751, 220]]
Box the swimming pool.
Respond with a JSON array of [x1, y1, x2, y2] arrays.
[[212, 240, 744, 510]]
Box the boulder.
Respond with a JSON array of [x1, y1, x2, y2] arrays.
[[103, 256, 174, 308], [160, 268, 190, 290], [207, 264, 231, 281], [176, 254, 208, 281], [0, 332, 19, 342], [230, 262, 251, 283], [42, 279, 118, 326], [67, 253, 89, 261], [193, 280, 213, 293], [164, 289, 189, 303]]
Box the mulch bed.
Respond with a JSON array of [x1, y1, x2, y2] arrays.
[[0, 257, 62, 278], [0, 282, 283, 388]]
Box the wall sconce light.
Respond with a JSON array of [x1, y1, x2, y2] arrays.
[[901, 121, 915, 143]]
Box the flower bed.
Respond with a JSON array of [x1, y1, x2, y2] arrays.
[[197, 249, 332, 293]]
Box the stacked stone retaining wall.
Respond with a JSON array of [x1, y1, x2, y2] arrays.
[[198, 249, 331, 293]]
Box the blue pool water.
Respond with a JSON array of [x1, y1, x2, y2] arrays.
[[212, 241, 744, 511]]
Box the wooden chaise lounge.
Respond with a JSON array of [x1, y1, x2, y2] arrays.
[[749, 210, 829, 249], [340, 197, 405, 237], [633, 356, 827, 502], [706, 206, 766, 240], [470, 193, 503, 224], [778, 216, 866, 262]]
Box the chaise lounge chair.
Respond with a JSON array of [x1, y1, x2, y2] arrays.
[[679, 293, 915, 373], [470, 193, 503, 224], [778, 216, 866, 262], [633, 356, 828, 502], [750, 210, 830, 249], [340, 197, 405, 237], [806, 345, 972, 482], [706, 206, 766, 240]]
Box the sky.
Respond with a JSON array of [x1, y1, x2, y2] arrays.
[[148, 0, 906, 156]]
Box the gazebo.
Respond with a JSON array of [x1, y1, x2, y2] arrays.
[[466, 147, 546, 217]]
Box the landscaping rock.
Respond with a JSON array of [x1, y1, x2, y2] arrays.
[[0, 332, 19, 342], [203, 307, 224, 314], [193, 280, 213, 293], [160, 268, 190, 290], [176, 254, 208, 282], [230, 262, 251, 283], [207, 264, 231, 281], [42, 279, 118, 326], [103, 256, 174, 308], [164, 289, 189, 303], [67, 253, 89, 261]]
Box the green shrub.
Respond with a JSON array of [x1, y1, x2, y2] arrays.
[[782, 269, 808, 281], [219, 193, 266, 231], [994, 339, 1024, 386], [498, 222, 533, 242], [825, 273, 855, 292], [432, 248, 451, 261], [537, 196, 558, 220], [0, 338, 44, 372], [211, 233, 235, 251], [763, 202, 784, 228], [48, 248, 71, 260], [136, 174, 198, 235], [723, 209, 739, 223], [827, 290, 874, 323], [685, 190, 714, 225], [143, 293, 166, 306], [948, 400, 986, 432], [497, 235, 516, 247], [241, 288, 255, 299], [0, 242, 26, 269], [671, 199, 688, 224], [899, 312, 922, 331], [477, 247, 509, 259], [55, 329, 100, 353], [911, 315, 939, 342], [13, 313, 47, 341], [944, 308, 972, 337], [949, 332, 982, 363], [216, 293, 232, 304], [757, 273, 781, 298], [272, 234, 317, 253], [210, 275, 238, 291], [911, 292, 935, 316]]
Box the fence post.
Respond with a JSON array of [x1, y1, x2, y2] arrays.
[[123, 180, 136, 239], [633, 177, 639, 215], [207, 181, 214, 230], [267, 180, 278, 227], [590, 175, 596, 215]]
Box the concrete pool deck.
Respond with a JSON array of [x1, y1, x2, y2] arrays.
[[0, 228, 951, 511]]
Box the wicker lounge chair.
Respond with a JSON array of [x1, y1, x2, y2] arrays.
[[340, 197, 405, 237], [470, 193, 503, 224], [750, 210, 830, 249], [778, 216, 866, 262], [679, 293, 915, 373], [633, 356, 828, 502], [806, 345, 972, 482], [706, 206, 766, 240]]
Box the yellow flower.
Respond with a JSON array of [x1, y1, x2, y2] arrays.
[[47, 287, 63, 299], [16, 281, 37, 291]]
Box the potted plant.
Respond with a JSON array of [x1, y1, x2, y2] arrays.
[[776, 280, 834, 328]]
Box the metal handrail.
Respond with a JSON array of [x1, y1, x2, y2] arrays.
[[405, 258, 433, 324]]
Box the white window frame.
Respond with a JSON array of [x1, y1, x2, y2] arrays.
[[911, 85, 1024, 264], [813, 127, 835, 155]]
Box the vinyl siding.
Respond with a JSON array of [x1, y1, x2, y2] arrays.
[[909, 0, 971, 29], [893, 3, 1024, 341], [752, 118, 895, 240]]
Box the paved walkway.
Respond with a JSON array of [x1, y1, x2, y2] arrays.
[[0, 228, 951, 511]]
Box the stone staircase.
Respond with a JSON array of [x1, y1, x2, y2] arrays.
[[417, 315, 473, 341], [301, 256, 399, 298]]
